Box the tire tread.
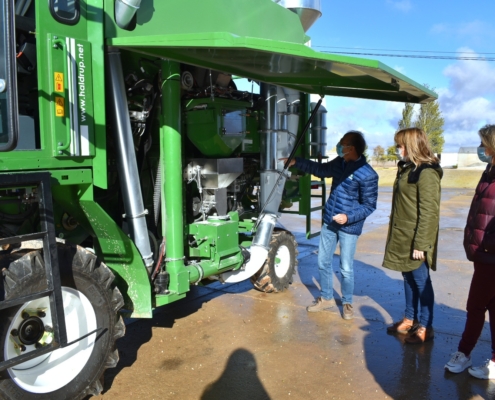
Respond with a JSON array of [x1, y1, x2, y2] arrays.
[[0, 243, 125, 400], [251, 230, 298, 293]]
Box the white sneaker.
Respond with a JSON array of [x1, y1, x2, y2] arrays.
[[445, 351, 472, 373], [468, 359, 495, 379]]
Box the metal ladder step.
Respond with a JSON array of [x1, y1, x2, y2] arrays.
[[0, 172, 67, 371]]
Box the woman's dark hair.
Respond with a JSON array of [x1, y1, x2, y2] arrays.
[[345, 130, 366, 156]]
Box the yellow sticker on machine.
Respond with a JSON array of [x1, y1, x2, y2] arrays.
[[54, 72, 64, 92], [55, 96, 65, 117]]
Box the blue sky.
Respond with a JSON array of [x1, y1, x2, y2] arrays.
[[305, 0, 495, 153]]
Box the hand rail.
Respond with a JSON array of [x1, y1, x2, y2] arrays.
[[52, 37, 71, 154]]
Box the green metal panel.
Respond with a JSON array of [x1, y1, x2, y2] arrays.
[[184, 98, 248, 157], [241, 112, 261, 153], [0, 1, 108, 186], [86, 0, 108, 189], [186, 217, 245, 285], [0, 156, 94, 171], [160, 60, 190, 297], [50, 168, 92, 185], [78, 199, 153, 318], [154, 292, 186, 307], [104, 0, 306, 45], [298, 174, 311, 215], [37, 3, 84, 160], [188, 220, 240, 261], [48, 36, 95, 158], [197, 253, 244, 276], [104, 0, 436, 103], [51, 184, 153, 318]]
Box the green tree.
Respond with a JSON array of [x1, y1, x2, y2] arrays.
[[414, 89, 445, 154], [386, 145, 398, 163], [398, 103, 415, 130], [372, 145, 385, 165]]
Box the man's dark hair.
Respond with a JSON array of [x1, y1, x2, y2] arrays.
[[345, 130, 366, 156]]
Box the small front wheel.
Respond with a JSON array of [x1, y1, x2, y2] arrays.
[[251, 230, 298, 293], [0, 244, 125, 399]]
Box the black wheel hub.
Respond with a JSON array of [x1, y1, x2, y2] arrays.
[[18, 316, 45, 345]]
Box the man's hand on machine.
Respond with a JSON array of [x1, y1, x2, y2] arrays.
[[279, 158, 295, 167]]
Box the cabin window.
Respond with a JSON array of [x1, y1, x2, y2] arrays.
[[50, 0, 80, 25]]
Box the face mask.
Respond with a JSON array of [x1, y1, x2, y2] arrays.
[[477, 146, 492, 163], [336, 143, 349, 158], [395, 147, 408, 162]]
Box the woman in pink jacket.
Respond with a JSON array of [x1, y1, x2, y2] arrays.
[[445, 124, 495, 379]]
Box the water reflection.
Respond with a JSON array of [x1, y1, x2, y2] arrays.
[[361, 305, 492, 399]]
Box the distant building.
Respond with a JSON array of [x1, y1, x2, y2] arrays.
[[438, 147, 485, 169], [438, 153, 458, 168], [456, 147, 486, 169]]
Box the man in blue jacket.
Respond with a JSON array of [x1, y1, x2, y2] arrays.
[[286, 130, 378, 320]]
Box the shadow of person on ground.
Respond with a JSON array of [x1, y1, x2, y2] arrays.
[[201, 348, 270, 400]]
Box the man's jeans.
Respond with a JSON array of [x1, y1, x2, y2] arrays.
[[402, 262, 434, 328], [318, 225, 358, 304]]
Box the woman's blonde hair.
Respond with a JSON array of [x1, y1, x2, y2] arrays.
[[479, 124, 495, 151], [394, 127, 439, 167]]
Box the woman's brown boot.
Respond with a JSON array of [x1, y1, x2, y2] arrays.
[[387, 318, 418, 334], [405, 326, 434, 344]]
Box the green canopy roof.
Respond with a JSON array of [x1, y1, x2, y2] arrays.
[[105, 0, 436, 103]]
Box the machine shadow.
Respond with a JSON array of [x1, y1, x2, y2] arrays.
[[102, 280, 253, 393], [200, 348, 271, 400]]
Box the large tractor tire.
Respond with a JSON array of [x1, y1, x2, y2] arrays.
[[250, 230, 298, 293], [0, 244, 125, 399]]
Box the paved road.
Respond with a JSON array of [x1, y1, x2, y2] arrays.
[[97, 188, 495, 400]]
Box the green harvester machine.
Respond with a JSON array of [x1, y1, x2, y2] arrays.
[[0, 0, 436, 398]]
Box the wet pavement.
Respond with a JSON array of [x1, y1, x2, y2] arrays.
[[97, 188, 495, 400]]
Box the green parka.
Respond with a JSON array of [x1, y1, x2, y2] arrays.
[[382, 161, 443, 272]]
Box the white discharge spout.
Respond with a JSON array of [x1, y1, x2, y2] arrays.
[[220, 246, 269, 283]]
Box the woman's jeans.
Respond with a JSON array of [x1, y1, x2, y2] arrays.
[[318, 225, 358, 305], [402, 262, 434, 328], [458, 262, 495, 356]]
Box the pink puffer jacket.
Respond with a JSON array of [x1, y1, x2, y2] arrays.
[[464, 164, 495, 263]]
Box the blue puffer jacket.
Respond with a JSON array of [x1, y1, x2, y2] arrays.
[[294, 156, 378, 235]]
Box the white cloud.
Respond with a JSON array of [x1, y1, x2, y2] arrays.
[[322, 49, 495, 153], [443, 49, 495, 100], [324, 97, 405, 151], [386, 0, 412, 12], [438, 49, 495, 151], [429, 20, 495, 42]]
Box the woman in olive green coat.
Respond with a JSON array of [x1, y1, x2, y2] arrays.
[[383, 127, 443, 344]]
